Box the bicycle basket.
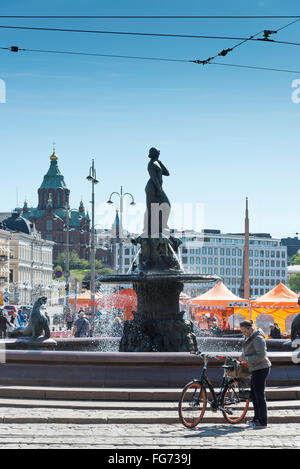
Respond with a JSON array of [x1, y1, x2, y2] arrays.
[[225, 361, 251, 379]]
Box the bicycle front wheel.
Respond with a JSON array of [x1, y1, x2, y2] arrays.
[[221, 380, 249, 424], [178, 381, 207, 428]]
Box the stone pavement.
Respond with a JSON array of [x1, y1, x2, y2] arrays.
[[0, 422, 299, 449], [0, 385, 299, 449]]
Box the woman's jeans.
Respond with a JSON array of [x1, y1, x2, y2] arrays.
[[250, 367, 270, 426]]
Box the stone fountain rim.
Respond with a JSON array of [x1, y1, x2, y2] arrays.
[[97, 273, 220, 284]]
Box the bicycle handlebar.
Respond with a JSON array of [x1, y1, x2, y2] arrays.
[[190, 351, 227, 360]]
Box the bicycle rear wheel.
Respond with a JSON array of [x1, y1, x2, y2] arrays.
[[178, 381, 207, 428], [221, 380, 249, 424]]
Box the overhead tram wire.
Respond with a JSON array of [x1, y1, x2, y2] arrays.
[[2, 45, 300, 74], [0, 24, 300, 48], [191, 17, 300, 65], [0, 15, 300, 19]]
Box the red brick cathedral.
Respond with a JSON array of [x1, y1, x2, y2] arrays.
[[22, 149, 90, 261]]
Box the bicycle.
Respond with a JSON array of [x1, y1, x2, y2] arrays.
[[178, 351, 250, 428]]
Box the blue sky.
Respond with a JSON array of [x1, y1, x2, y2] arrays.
[[0, 0, 300, 239]]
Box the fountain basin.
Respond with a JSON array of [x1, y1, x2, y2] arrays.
[[0, 336, 294, 352], [0, 350, 297, 387]]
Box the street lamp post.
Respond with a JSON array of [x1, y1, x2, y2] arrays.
[[87, 159, 99, 335], [64, 204, 71, 316], [107, 186, 135, 274]]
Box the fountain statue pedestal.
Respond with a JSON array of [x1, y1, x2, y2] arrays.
[[99, 270, 219, 352], [121, 276, 195, 352]]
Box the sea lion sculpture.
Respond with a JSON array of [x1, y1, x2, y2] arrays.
[[10, 296, 51, 340]]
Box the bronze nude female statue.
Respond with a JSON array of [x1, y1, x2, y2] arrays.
[[144, 147, 171, 237]]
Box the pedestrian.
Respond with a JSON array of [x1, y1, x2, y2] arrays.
[[10, 312, 22, 329], [111, 315, 123, 337], [66, 311, 73, 330], [211, 321, 222, 337], [269, 323, 281, 339], [72, 312, 90, 337], [17, 309, 27, 326], [239, 319, 271, 429], [207, 312, 218, 328], [0, 309, 11, 338]]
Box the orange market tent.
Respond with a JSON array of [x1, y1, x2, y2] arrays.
[[96, 288, 137, 321], [187, 282, 249, 328], [250, 283, 300, 335], [69, 290, 103, 309]]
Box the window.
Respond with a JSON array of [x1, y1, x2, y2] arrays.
[[226, 249, 230, 256], [202, 257, 207, 265], [202, 247, 207, 254]]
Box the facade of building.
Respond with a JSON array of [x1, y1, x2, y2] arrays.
[[22, 149, 90, 261], [0, 228, 58, 305], [179, 229, 287, 298]]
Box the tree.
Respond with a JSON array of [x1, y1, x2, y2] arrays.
[[287, 274, 300, 293], [289, 252, 300, 265], [55, 251, 89, 270]]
